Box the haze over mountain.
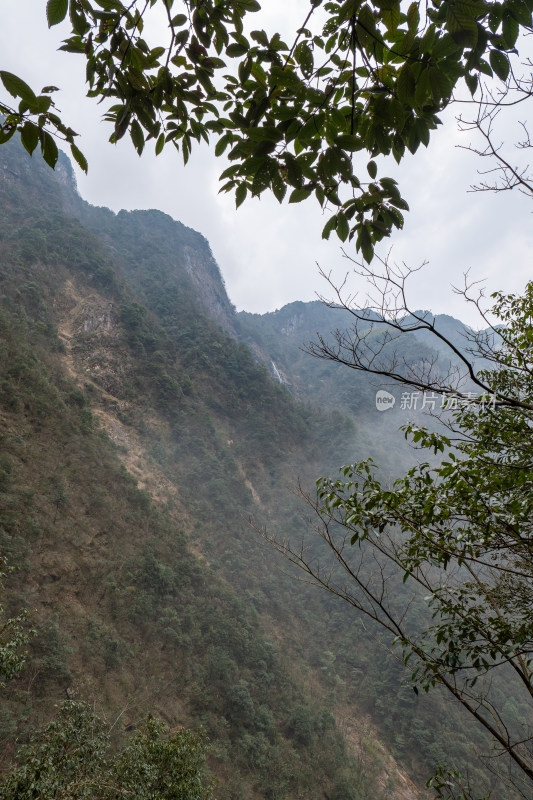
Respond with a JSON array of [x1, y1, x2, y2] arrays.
[[0, 140, 517, 800]]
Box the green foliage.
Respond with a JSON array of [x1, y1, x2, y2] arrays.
[[0, 70, 81, 169], [107, 715, 212, 800], [0, 134, 511, 798], [311, 284, 533, 795], [0, 143, 380, 798], [3, 0, 531, 258], [1, 702, 108, 800], [0, 701, 212, 800], [0, 560, 32, 685], [427, 766, 490, 800], [31, 615, 73, 689]]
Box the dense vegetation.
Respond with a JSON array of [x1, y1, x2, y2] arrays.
[[1, 703, 212, 800], [0, 137, 525, 799], [2, 0, 532, 793], [0, 138, 385, 800]]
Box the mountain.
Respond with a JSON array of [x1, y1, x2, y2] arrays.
[[0, 139, 512, 800], [237, 300, 478, 406], [236, 301, 479, 473]]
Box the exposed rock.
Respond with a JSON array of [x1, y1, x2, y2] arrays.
[[182, 244, 236, 333], [56, 156, 78, 194], [81, 303, 115, 333], [280, 313, 305, 337]]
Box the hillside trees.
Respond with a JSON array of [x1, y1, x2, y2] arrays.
[[0, 138, 389, 800], [1, 1, 532, 796], [0, 559, 32, 685], [1, 0, 533, 259], [0, 702, 212, 800], [263, 271, 533, 798]]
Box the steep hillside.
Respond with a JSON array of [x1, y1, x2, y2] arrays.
[[237, 301, 475, 411], [0, 139, 421, 800], [0, 140, 513, 800], [237, 301, 488, 472], [237, 302, 428, 471]]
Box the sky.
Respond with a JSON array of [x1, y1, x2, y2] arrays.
[[1, 1, 532, 324]]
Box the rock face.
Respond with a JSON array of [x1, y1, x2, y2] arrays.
[[280, 313, 305, 337], [54, 151, 237, 336], [181, 243, 236, 333], [56, 156, 78, 194], [81, 303, 115, 334]]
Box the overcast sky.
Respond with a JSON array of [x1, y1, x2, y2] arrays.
[[2, 2, 532, 324]]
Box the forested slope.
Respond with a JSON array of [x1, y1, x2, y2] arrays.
[[0, 140, 515, 799], [0, 139, 409, 800]]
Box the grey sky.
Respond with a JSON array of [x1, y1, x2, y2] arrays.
[[2, 1, 531, 324]]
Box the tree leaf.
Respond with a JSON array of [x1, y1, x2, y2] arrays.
[[20, 122, 39, 156], [289, 187, 312, 203], [235, 183, 247, 208], [40, 130, 59, 168], [356, 223, 373, 260], [464, 72, 478, 96], [336, 212, 349, 242], [489, 50, 510, 82], [447, 2, 478, 47], [396, 64, 416, 104], [272, 173, 287, 203], [0, 71, 36, 103], [215, 134, 231, 156], [382, 5, 401, 32], [294, 41, 314, 77], [335, 134, 360, 151], [406, 2, 420, 30], [46, 0, 68, 27], [114, 109, 131, 142], [130, 119, 145, 155], [322, 215, 337, 240], [226, 43, 248, 57], [508, 0, 532, 27], [155, 133, 165, 155], [284, 154, 303, 187], [171, 14, 188, 26], [70, 142, 88, 173]]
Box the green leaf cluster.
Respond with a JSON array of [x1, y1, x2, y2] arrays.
[[0, 69, 85, 171], [1, 701, 212, 800], [1, 0, 530, 259], [0, 558, 32, 686], [314, 283, 533, 790]]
